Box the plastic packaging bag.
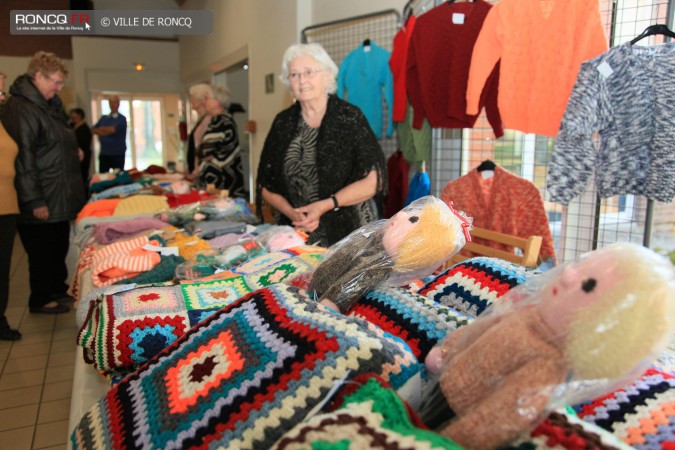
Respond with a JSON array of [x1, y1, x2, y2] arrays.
[[255, 225, 308, 252], [309, 196, 471, 312], [423, 242, 675, 450]]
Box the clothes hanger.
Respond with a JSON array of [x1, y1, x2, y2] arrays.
[[363, 38, 371, 46], [476, 159, 496, 172], [402, 0, 414, 22], [630, 24, 675, 45]]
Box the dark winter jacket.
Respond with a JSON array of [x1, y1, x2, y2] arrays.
[[1, 75, 85, 223]]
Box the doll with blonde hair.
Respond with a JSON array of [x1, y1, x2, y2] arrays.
[[424, 242, 675, 450], [309, 196, 471, 313]]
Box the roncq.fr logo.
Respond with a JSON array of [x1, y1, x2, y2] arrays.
[[15, 13, 91, 29]]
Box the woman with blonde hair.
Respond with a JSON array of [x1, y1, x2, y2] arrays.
[[1, 51, 85, 314]]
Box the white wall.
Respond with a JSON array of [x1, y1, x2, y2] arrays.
[[310, 0, 407, 25]]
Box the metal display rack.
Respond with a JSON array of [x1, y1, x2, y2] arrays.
[[301, 0, 674, 262]]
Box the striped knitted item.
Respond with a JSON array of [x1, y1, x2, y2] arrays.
[[77, 247, 326, 370], [574, 368, 675, 449], [71, 283, 419, 450], [417, 257, 535, 318], [348, 286, 470, 362], [90, 236, 162, 287], [272, 377, 462, 450], [70, 243, 97, 301]]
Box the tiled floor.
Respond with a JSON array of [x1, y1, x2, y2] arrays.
[[0, 238, 76, 450]]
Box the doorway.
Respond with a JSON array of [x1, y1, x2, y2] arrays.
[[91, 93, 182, 172], [213, 60, 251, 200]]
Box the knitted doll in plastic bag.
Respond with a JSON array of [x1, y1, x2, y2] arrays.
[[423, 242, 675, 450], [309, 196, 471, 313]]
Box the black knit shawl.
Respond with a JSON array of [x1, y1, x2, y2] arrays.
[[256, 95, 386, 246]]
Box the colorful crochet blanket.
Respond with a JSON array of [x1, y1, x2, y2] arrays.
[[348, 286, 470, 362], [71, 283, 418, 450], [77, 247, 326, 370], [272, 376, 462, 450], [574, 367, 675, 449], [509, 410, 633, 450], [417, 257, 536, 317]]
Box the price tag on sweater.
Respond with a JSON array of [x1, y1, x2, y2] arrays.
[[452, 13, 465, 24], [597, 61, 614, 78], [142, 244, 180, 256]]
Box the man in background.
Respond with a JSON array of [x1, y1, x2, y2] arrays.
[[93, 95, 127, 172]]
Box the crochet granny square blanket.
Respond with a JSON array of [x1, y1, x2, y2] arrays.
[[417, 257, 536, 317], [71, 283, 418, 450], [77, 246, 326, 370]]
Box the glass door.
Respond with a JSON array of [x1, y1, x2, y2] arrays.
[[93, 94, 165, 171]]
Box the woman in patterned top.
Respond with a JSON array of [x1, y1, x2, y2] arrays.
[[197, 84, 245, 198], [256, 43, 386, 247]]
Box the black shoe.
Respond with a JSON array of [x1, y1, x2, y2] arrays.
[[29, 303, 70, 314], [0, 325, 21, 341], [50, 292, 75, 304]]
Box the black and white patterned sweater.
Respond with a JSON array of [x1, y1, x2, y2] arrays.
[[547, 42, 674, 204]]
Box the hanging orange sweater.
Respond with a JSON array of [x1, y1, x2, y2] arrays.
[[441, 166, 556, 263], [466, 0, 607, 137]]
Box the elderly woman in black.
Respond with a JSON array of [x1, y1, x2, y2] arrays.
[[257, 43, 386, 247], [1, 51, 85, 314]]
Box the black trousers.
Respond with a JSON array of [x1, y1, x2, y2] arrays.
[[0, 215, 17, 326], [17, 221, 70, 308], [99, 154, 125, 173]]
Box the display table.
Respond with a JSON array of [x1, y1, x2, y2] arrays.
[[67, 350, 110, 450]]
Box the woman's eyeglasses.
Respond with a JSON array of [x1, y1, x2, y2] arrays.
[[47, 75, 65, 88], [288, 68, 324, 81]]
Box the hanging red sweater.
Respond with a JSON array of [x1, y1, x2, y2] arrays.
[[441, 166, 556, 263], [406, 0, 503, 137], [384, 150, 410, 218], [466, 0, 607, 137], [389, 15, 417, 123]]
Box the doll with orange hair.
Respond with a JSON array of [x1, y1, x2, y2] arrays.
[[309, 196, 471, 313], [423, 242, 675, 450]]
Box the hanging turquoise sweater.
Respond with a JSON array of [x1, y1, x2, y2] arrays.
[[337, 42, 394, 138]]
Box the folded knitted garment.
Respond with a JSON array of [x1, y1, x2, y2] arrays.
[[184, 219, 247, 239], [71, 283, 419, 450], [114, 254, 185, 285], [76, 198, 122, 222], [113, 195, 169, 217], [573, 367, 675, 449], [417, 257, 536, 317], [89, 171, 133, 193], [93, 217, 171, 244], [90, 182, 144, 201], [78, 247, 326, 370], [200, 245, 325, 282], [90, 236, 162, 287], [164, 230, 212, 261]]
